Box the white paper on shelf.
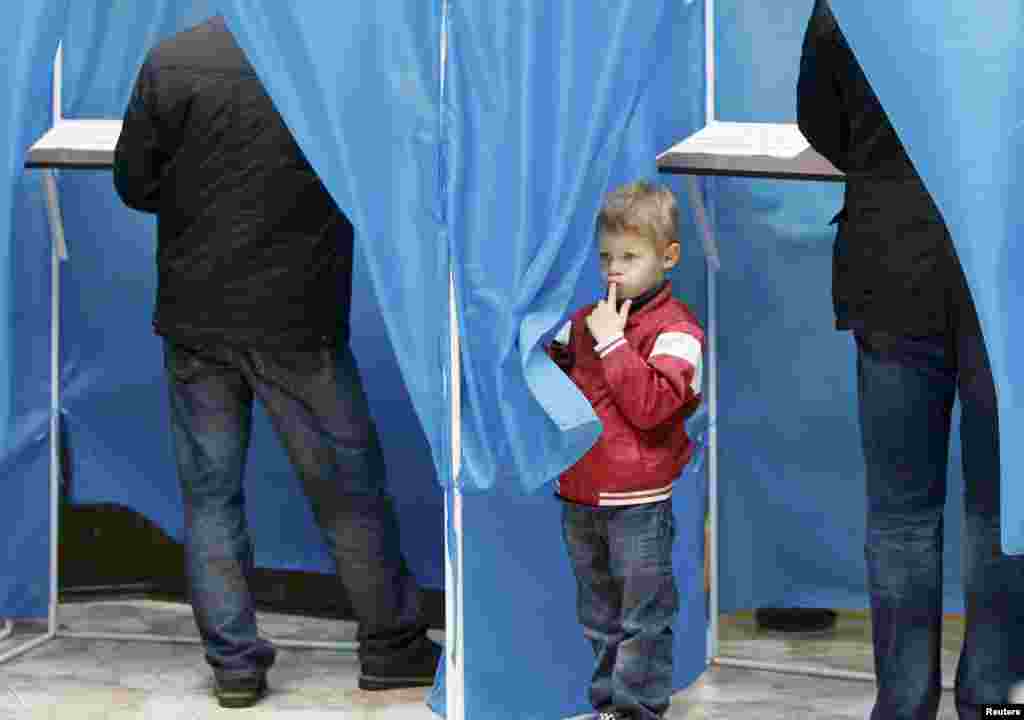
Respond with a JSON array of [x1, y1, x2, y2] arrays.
[[30, 119, 123, 153], [658, 121, 810, 160]]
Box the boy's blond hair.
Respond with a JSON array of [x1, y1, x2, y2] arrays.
[[596, 181, 680, 252]]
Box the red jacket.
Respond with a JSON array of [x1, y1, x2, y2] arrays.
[[547, 282, 703, 506]]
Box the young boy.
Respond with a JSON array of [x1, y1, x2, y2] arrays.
[[548, 182, 704, 720]]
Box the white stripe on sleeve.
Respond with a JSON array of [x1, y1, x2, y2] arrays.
[[650, 331, 703, 394]]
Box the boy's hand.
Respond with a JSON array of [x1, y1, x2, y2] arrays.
[[586, 282, 631, 346]]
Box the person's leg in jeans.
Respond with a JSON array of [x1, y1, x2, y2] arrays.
[[562, 502, 620, 714], [243, 344, 432, 685], [953, 297, 1024, 718], [164, 341, 276, 682], [856, 331, 955, 720], [607, 501, 678, 720]]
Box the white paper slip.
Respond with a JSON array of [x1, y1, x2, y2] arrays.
[[658, 121, 811, 160]]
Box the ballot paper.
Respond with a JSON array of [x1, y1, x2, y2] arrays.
[[26, 119, 123, 167], [657, 121, 811, 160]]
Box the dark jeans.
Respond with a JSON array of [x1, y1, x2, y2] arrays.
[[164, 340, 427, 679], [562, 500, 679, 720], [856, 307, 1024, 719]]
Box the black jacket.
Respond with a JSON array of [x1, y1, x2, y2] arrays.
[[113, 16, 352, 349], [797, 0, 960, 336]]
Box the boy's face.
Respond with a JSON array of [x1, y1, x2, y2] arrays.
[[598, 231, 680, 300]]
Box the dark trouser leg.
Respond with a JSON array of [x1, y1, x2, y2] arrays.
[[856, 332, 954, 720], [952, 298, 1024, 719], [244, 345, 425, 664], [608, 501, 677, 720], [562, 502, 620, 713], [164, 341, 275, 676]]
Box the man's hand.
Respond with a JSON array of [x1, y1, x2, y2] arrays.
[[586, 282, 631, 347]]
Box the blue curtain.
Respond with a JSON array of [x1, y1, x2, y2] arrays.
[[217, 0, 451, 485], [217, 0, 447, 582], [0, 0, 68, 616], [450, 1, 677, 495], [446, 2, 708, 717], [829, 2, 1024, 554]]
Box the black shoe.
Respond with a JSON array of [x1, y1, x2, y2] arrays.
[[214, 672, 268, 708], [594, 711, 632, 720], [358, 638, 442, 691]]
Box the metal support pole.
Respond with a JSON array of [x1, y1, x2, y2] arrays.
[[705, 0, 715, 127], [444, 269, 465, 720], [685, 174, 719, 664], [44, 170, 63, 645], [440, 1, 465, 716]]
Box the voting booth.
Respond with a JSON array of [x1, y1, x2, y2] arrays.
[[1, 1, 1021, 719]]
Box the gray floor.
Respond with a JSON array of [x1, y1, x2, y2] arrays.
[[0, 602, 962, 719]]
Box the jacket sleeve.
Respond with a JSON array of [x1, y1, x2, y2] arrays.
[[113, 58, 168, 214], [796, 0, 848, 172], [598, 324, 703, 431], [545, 320, 574, 373]]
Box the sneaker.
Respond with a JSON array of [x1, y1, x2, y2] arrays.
[[595, 711, 631, 720], [358, 638, 442, 691], [214, 671, 268, 708]]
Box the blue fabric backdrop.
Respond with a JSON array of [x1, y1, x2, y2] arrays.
[[0, 0, 68, 616], [828, 1, 1024, 555]]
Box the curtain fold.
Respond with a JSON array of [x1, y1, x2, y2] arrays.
[[448, 0, 686, 495], [219, 1, 451, 493], [830, 1, 1024, 554]]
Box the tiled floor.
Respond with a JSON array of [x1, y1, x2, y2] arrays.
[[0, 602, 964, 719]]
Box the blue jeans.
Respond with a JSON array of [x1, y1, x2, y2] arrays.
[[562, 500, 679, 720], [164, 340, 426, 678], [856, 315, 1024, 718]]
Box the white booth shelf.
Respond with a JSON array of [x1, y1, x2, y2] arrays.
[[657, 121, 843, 182], [25, 119, 123, 169]]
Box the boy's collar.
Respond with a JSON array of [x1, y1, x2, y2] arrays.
[[617, 279, 670, 316]]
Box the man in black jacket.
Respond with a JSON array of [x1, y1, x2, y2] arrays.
[[797, 1, 1024, 718], [113, 16, 439, 708]]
